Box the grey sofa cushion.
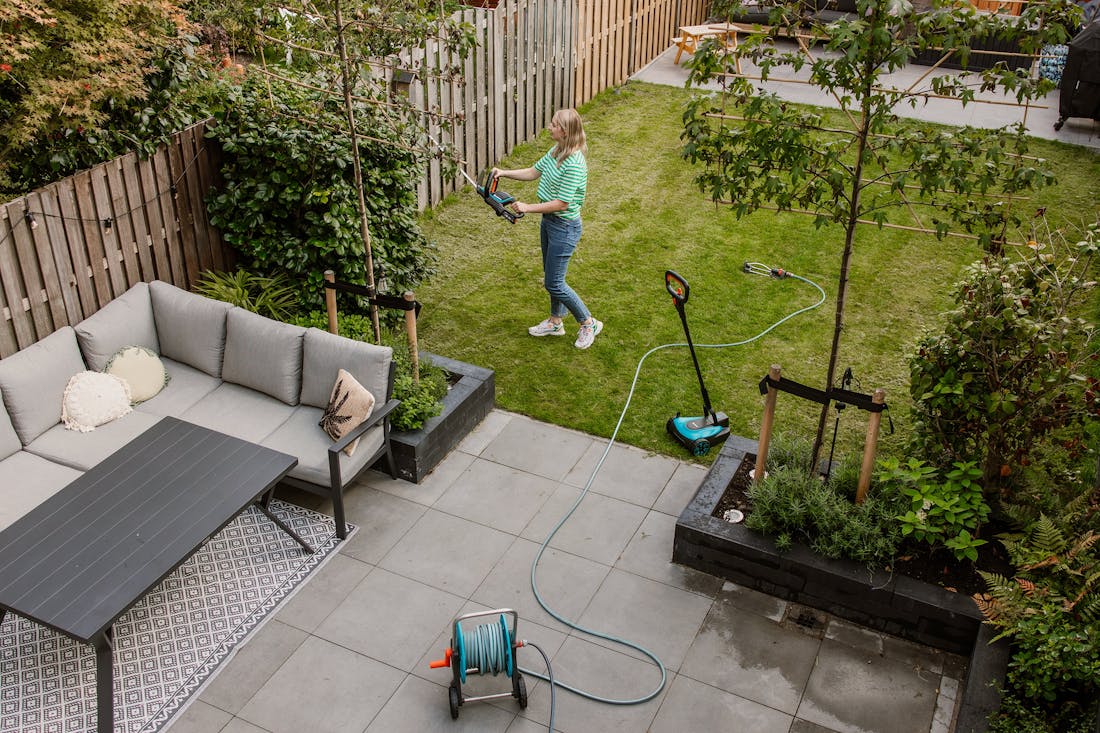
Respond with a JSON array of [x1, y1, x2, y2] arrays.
[[25, 411, 163, 472], [222, 308, 306, 405], [180, 382, 296, 444], [0, 326, 86, 445], [74, 281, 159, 371], [133, 358, 221, 417], [261, 405, 383, 488], [0, 407, 20, 460], [0, 451, 82, 532], [150, 280, 232, 378], [299, 328, 393, 409]]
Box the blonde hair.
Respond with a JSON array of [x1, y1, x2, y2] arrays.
[[552, 108, 586, 163]]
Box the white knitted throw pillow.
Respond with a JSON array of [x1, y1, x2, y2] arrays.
[[61, 371, 133, 432]]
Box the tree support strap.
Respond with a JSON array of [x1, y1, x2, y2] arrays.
[[323, 279, 422, 316], [757, 375, 890, 414]]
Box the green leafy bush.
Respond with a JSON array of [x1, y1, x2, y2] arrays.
[[745, 437, 906, 566], [194, 269, 299, 321], [987, 689, 1096, 733], [204, 73, 436, 309], [877, 458, 990, 562], [907, 226, 1099, 494], [976, 513, 1100, 703]]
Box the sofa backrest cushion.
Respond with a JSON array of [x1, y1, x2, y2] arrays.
[[299, 328, 393, 410], [0, 326, 87, 445], [74, 281, 159, 371], [0, 405, 20, 460], [222, 308, 306, 405], [150, 281, 232, 378]]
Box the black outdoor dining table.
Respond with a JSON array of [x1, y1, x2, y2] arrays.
[[0, 416, 304, 733]]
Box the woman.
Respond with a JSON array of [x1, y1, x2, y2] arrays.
[[493, 108, 601, 349]]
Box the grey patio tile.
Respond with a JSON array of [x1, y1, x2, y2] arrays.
[[200, 619, 308, 713], [433, 458, 560, 535], [577, 568, 714, 671], [653, 461, 708, 516], [790, 719, 843, 733], [679, 595, 820, 714], [379, 508, 514, 596], [337, 488, 428, 565], [520, 485, 648, 566], [881, 631, 945, 675], [563, 440, 679, 507], [648, 675, 792, 733], [506, 717, 558, 732], [365, 449, 476, 506], [273, 552, 372, 632], [518, 636, 670, 733], [472, 536, 610, 630], [315, 567, 465, 671], [615, 510, 723, 596], [479, 415, 594, 481], [238, 635, 403, 733], [797, 639, 940, 733], [164, 700, 232, 733], [220, 720, 272, 733], [457, 409, 514, 457], [824, 617, 884, 656], [716, 580, 788, 622], [365, 673, 516, 732]]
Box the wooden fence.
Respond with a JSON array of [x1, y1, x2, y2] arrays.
[[415, 0, 709, 206], [0, 121, 230, 358]]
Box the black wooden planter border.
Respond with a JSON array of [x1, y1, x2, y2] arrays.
[[385, 352, 495, 484], [672, 437, 1009, 733]]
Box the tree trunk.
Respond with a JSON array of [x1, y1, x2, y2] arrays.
[[333, 0, 382, 343]]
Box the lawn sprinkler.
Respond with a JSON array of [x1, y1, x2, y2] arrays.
[[665, 270, 730, 456]]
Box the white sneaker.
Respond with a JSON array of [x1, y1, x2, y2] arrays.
[[574, 319, 603, 349], [528, 318, 566, 337]]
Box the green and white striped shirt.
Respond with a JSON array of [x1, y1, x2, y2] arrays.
[[534, 148, 587, 220]]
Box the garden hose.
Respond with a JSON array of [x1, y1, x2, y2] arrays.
[[520, 263, 827, 714]]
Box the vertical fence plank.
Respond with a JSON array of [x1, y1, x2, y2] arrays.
[[152, 148, 188, 287], [137, 153, 172, 282], [37, 186, 87, 323], [24, 193, 68, 330], [0, 204, 39, 350], [105, 157, 142, 285], [0, 211, 17, 355]]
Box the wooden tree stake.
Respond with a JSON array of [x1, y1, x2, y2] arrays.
[[856, 388, 886, 504], [755, 365, 782, 484], [404, 290, 419, 384], [324, 270, 338, 335]]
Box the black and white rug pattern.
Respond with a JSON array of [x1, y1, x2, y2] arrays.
[[0, 500, 349, 733]]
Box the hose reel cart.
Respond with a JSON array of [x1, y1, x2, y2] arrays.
[[429, 609, 528, 719]]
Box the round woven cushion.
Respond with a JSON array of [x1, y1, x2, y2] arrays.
[[105, 346, 169, 403], [61, 371, 133, 432]]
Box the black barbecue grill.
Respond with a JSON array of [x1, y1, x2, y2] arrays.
[[1054, 21, 1100, 130]]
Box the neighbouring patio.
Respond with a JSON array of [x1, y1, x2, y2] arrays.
[[161, 410, 965, 733]]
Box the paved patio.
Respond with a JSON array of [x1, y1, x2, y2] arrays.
[[166, 410, 965, 733], [632, 40, 1100, 149]]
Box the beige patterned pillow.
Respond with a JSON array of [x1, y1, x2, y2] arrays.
[[105, 346, 169, 403], [61, 371, 133, 432], [319, 369, 375, 457]]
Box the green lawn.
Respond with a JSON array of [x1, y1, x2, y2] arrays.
[[415, 81, 1100, 462]]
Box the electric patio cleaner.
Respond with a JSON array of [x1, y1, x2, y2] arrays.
[[664, 270, 730, 456]]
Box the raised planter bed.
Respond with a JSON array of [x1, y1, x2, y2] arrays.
[[673, 436, 1010, 733], [383, 352, 495, 483]]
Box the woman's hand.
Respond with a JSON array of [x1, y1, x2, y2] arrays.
[[513, 200, 528, 214]]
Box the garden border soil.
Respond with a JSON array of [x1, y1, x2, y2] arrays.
[[380, 352, 494, 483], [673, 436, 1010, 733]]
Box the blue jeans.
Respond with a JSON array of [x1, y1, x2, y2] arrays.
[[540, 214, 590, 323]]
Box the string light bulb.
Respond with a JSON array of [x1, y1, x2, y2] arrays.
[[102, 217, 113, 231], [24, 211, 38, 230]]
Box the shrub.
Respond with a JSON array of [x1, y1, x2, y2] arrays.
[[205, 73, 436, 310], [907, 223, 1099, 495], [194, 269, 298, 321], [745, 438, 906, 566]]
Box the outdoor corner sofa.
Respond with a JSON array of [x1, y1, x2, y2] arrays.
[[0, 280, 399, 540]]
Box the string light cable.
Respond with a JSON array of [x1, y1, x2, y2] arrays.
[[517, 262, 827, 725]]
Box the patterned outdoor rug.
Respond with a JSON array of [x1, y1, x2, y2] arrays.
[[0, 500, 351, 733]]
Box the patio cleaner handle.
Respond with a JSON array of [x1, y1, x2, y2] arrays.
[[431, 263, 826, 731]]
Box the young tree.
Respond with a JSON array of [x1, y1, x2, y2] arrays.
[[681, 0, 1080, 471]]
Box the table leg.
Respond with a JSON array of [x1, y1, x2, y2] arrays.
[[257, 492, 315, 554], [94, 628, 114, 733]]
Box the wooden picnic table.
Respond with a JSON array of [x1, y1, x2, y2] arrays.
[[673, 22, 752, 72]]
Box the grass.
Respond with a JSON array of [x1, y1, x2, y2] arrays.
[[415, 80, 1100, 462]]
